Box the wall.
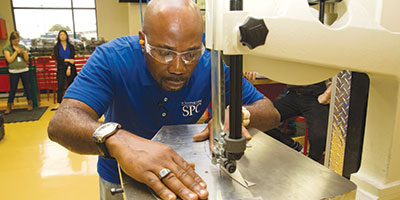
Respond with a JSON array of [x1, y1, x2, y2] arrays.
[[96, 1, 146, 40], [128, 3, 146, 35], [96, 0, 130, 42], [0, 0, 15, 56], [95, 1, 146, 40]]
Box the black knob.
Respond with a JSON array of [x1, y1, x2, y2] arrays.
[[225, 162, 236, 173], [224, 160, 237, 173], [239, 17, 269, 49]]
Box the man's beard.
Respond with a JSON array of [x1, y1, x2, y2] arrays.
[[160, 76, 188, 91]]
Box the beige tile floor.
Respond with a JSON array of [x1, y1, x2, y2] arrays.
[[0, 93, 307, 200], [0, 95, 99, 200]]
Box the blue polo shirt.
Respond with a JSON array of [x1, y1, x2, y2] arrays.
[[64, 35, 264, 184]]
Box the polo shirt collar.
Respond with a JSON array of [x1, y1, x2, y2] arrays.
[[138, 61, 155, 86]]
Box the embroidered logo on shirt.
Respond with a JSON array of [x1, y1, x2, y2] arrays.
[[182, 100, 202, 117]]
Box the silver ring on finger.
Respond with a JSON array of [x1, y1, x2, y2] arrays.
[[159, 168, 171, 180]]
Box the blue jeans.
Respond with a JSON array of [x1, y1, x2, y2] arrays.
[[8, 71, 32, 103], [99, 177, 123, 200]]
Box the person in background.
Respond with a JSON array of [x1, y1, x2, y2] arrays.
[[48, 1, 280, 199], [267, 82, 331, 163], [3, 31, 32, 114], [52, 30, 77, 111], [244, 72, 331, 163], [278, 87, 297, 135]]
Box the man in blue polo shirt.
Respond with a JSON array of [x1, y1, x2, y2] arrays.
[[48, 0, 280, 200]]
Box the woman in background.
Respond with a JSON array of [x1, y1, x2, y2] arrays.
[[2, 31, 32, 114], [52, 30, 77, 111]]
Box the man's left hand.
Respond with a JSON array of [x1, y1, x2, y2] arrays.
[[318, 85, 332, 105], [193, 108, 252, 149], [318, 92, 330, 104]]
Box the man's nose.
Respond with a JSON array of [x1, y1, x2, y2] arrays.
[[168, 55, 185, 75]]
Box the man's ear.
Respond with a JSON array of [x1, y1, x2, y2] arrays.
[[138, 31, 145, 50]]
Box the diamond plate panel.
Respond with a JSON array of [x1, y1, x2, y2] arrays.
[[326, 70, 352, 175]]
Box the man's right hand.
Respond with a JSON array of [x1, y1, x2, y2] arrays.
[[48, 99, 208, 200], [107, 130, 209, 200]]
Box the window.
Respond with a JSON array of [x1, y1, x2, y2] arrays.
[[14, 9, 74, 40], [12, 0, 97, 40]]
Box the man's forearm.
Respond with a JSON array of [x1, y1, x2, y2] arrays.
[[245, 97, 280, 132], [48, 99, 103, 155]]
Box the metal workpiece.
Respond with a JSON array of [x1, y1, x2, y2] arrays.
[[120, 124, 356, 200]]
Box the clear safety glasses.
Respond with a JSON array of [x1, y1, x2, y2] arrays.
[[144, 35, 205, 65]]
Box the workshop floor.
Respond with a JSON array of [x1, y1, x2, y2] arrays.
[[0, 94, 99, 200], [0, 94, 307, 200]]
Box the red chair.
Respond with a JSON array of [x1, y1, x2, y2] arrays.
[[74, 57, 87, 73], [0, 59, 7, 66], [295, 116, 308, 155], [46, 60, 58, 103], [283, 116, 308, 155], [0, 59, 9, 93], [35, 56, 52, 101]]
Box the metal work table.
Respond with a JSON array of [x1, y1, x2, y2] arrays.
[[120, 124, 356, 200]]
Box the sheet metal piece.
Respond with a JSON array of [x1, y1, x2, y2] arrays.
[[220, 165, 251, 189], [120, 124, 356, 200]]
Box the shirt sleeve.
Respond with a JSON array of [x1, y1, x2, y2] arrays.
[[224, 63, 264, 106], [64, 46, 114, 116], [3, 45, 11, 54]]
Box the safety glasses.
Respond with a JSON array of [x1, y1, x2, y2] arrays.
[[144, 35, 205, 65]]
